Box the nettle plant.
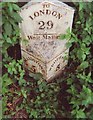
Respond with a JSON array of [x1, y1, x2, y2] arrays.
[[1, 2, 60, 119], [2, 2, 25, 116], [21, 73, 60, 118], [60, 2, 93, 118]]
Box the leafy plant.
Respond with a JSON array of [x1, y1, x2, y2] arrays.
[[60, 2, 93, 118], [1, 1, 93, 119], [1, 2, 24, 118], [19, 73, 60, 118]]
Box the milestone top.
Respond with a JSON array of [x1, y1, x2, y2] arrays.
[[19, 0, 74, 62]]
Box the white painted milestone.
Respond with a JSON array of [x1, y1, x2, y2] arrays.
[[19, 0, 74, 81]]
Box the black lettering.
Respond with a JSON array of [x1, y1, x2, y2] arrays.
[[47, 21, 53, 29], [38, 21, 45, 30], [43, 34, 47, 39], [56, 64, 60, 71], [34, 12, 39, 17], [29, 16, 34, 20], [46, 9, 51, 15], [39, 10, 45, 16], [27, 35, 33, 40], [43, 3, 50, 8], [58, 13, 62, 19], [52, 11, 57, 16]]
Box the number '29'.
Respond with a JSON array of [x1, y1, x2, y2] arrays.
[[38, 21, 53, 30]]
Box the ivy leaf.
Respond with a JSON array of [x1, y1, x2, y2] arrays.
[[59, 34, 66, 40], [76, 109, 86, 118], [77, 49, 82, 60], [83, 85, 92, 94], [66, 42, 72, 48], [4, 22, 12, 36], [21, 88, 27, 98], [82, 97, 92, 106], [0, 15, 2, 26], [41, 93, 45, 98], [2, 74, 13, 87], [67, 78, 73, 85], [79, 3, 84, 11], [37, 80, 42, 85], [59, 28, 71, 40], [76, 21, 81, 24], [6, 37, 12, 44], [81, 85, 92, 106], [12, 12, 22, 22], [12, 4, 20, 11], [8, 3, 13, 12], [38, 84, 44, 92], [0, 2, 3, 9], [78, 61, 89, 70], [29, 73, 43, 80], [30, 110, 38, 118]]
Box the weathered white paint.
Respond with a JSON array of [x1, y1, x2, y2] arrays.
[[19, 0, 74, 81]]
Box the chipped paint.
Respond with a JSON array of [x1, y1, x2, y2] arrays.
[[19, 0, 74, 81]]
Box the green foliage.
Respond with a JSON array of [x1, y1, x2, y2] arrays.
[[2, 74, 13, 114], [4, 59, 26, 86], [2, 2, 22, 56], [2, 2, 60, 118], [60, 2, 93, 118], [2, 2, 24, 118], [1, 1, 93, 119], [23, 77, 60, 118]]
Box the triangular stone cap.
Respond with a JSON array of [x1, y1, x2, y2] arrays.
[[21, 0, 75, 12], [20, 0, 75, 40]]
